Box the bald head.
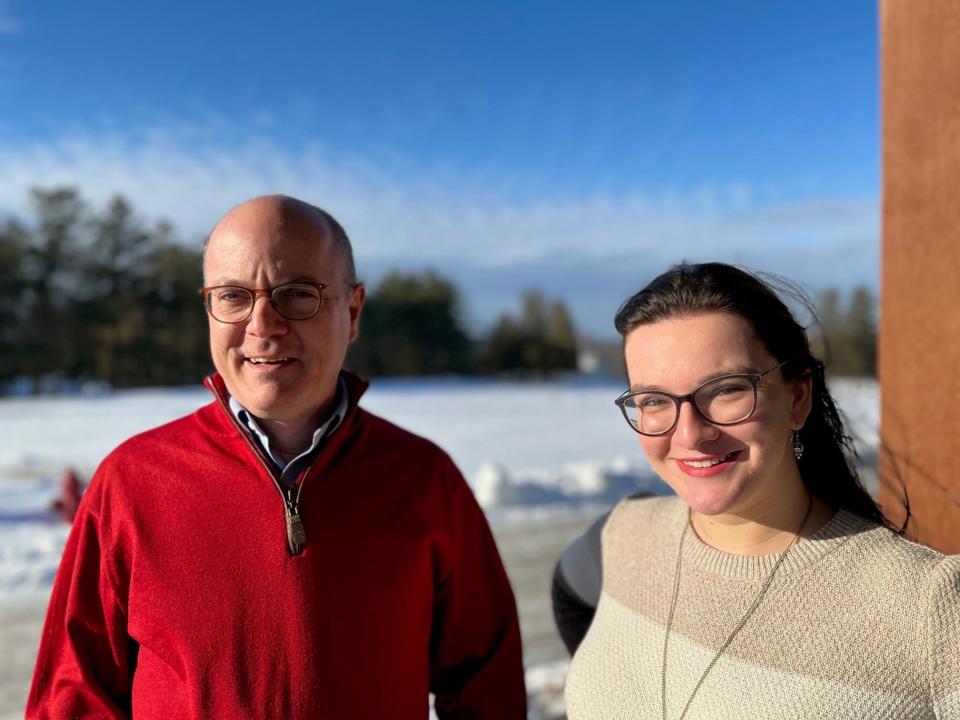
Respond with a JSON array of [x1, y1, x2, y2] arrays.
[[202, 194, 366, 427], [204, 195, 356, 283]]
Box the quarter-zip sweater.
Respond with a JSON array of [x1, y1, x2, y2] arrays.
[[27, 371, 526, 719]]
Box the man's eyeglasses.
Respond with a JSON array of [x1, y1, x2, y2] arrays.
[[614, 361, 787, 436], [199, 282, 355, 324]]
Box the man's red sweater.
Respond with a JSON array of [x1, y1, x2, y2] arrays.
[[27, 372, 526, 718]]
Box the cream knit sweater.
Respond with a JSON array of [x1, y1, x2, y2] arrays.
[[564, 495, 960, 719]]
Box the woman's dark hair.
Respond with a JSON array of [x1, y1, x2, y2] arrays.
[[615, 261, 896, 530]]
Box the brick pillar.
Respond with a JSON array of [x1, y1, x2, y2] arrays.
[[880, 0, 960, 553]]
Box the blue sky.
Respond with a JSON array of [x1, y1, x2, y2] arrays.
[[0, 0, 879, 337]]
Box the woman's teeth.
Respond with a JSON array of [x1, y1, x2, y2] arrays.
[[683, 452, 735, 468]]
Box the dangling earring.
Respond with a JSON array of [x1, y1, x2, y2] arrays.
[[792, 430, 805, 461]]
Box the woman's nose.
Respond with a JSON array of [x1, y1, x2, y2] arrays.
[[673, 400, 720, 448]]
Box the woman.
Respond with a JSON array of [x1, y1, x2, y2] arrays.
[[561, 262, 960, 719]]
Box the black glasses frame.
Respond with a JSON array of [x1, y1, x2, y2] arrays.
[[614, 360, 788, 436], [199, 282, 355, 324]]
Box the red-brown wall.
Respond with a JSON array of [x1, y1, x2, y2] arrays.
[[880, 0, 960, 552]]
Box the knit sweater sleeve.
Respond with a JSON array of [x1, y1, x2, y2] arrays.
[[26, 465, 136, 719], [929, 554, 960, 718]]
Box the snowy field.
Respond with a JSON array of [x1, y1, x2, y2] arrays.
[[0, 377, 879, 718]]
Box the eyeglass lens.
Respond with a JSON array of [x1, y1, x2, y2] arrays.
[[622, 375, 757, 434], [207, 284, 322, 322]]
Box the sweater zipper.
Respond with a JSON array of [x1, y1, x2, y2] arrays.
[[208, 380, 310, 556], [284, 485, 307, 553]]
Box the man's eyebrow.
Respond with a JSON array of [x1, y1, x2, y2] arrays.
[[205, 276, 321, 287], [629, 365, 759, 393]]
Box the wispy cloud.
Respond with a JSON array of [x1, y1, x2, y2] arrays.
[[0, 131, 878, 334]]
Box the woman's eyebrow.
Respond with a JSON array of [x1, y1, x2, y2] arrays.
[[629, 365, 759, 393]]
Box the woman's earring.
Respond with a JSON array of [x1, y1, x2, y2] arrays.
[[792, 430, 805, 461]]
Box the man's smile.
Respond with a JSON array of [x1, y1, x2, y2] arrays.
[[245, 356, 295, 365]]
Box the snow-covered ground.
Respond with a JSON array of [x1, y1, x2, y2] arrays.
[[0, 377, 879, 718], [0, 376, 880, 601], [0, 378, 631, 602]]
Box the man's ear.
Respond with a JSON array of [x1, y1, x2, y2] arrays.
[[347, 283, 365, 344]]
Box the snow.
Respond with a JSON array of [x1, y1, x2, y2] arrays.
[[0, 377, 879, 602]]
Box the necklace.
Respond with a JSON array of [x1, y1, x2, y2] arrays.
[[660, 494, 813, 720]]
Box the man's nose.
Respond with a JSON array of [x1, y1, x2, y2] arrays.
[[245, 293, 288, 337], [673, 400, 719, 448]]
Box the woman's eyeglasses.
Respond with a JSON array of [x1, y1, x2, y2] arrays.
[[614, 361, 787, 436]]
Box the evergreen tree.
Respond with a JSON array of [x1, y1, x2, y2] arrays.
[[480, 290, 578, 376], [811, 285, 878, 377], [0, 219, 30, 382], [346, 270, 473, 376], [77, 195, 155, 384], [143, 236, 210, 385], [544, 299, 578, 370], [481, 313, 527, 374], [20, 188, 87, 384], [1, 186, 212, 391], [846, 285, 877, 377]]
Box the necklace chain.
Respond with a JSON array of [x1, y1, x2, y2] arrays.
[[660, 495, 813, 720]]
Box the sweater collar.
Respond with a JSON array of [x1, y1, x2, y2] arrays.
[[661, 495, 876, 578], [204, 369, 370, 437], [205, 369, 369, 408], [228, 377, 348, 471]]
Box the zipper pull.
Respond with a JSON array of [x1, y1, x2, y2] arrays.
[[284, 487, 306, 555]]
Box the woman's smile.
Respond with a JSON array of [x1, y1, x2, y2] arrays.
[[673, 449, 742, 476]]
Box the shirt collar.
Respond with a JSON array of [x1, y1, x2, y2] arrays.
[[228, 376, 349, 471]]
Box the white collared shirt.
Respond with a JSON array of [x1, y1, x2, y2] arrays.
[[228, 377, 349, 486]]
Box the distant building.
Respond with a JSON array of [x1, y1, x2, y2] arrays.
[[576, 337, 625, 379]]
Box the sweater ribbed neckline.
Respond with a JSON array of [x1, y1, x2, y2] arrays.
[[666, 497, 873, 578]]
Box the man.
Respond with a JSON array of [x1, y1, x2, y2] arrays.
[[27, 195, 526, 719]]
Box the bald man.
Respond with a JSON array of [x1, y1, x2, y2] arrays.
[[28, 196, 526, 719]]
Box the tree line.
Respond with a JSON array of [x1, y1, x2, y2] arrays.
[[347, 278, 578, 378], [809, 286, 878, 377], [1, 188, 580, 391], [1, 187, 878, 392], [2, 188, 209, 389]]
